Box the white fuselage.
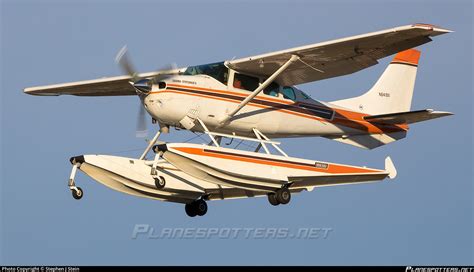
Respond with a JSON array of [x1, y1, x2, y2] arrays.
[[142, 74, 373, 138]]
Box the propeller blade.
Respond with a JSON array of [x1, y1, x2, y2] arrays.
[[159, 62, 178, 71], [136, 103, 148, 138], [150, 63, 179, 84], [115, 45, 139, 81]]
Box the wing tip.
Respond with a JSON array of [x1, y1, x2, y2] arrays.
[[432, 110, 455, 117], [411, 23, 454, 34], [23, 87, 60, 96]]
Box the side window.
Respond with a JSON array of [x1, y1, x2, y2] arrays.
[[206, 63, 228, 85], [233, 73, 259, 91], [281, 86, 296, 101], [263, 82, 279, 97]]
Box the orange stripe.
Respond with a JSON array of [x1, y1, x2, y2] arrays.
[[154, 85, 408, 133], [158, 89, 333, 122], [166, 83, 295, 105], [161, 90, 238, 104], [173, 147, 381, 174]]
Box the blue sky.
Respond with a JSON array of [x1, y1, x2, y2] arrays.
[[1, 0, 472, 265]]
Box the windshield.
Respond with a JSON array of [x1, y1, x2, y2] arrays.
[[183, 62, 228, 85]]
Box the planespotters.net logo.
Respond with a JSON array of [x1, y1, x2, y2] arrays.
[[406, 267, 474, 272], [131, 224, 333, 240]]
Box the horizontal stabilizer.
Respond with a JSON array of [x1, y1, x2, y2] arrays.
[[364, 109, 453, 125]]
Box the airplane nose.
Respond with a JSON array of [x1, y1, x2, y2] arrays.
[[133, 79, 152, 93]]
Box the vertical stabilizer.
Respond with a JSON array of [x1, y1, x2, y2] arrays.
[[332, 49, 421, 115]]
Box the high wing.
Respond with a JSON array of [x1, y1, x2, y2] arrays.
[[24, 71, 169, 96], [226, 24, 451, 86]]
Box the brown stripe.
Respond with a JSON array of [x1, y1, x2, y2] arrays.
[[390, 61, 418, 67], [203, 148, 325, 169], [173, 147, 381, 174], [159, 84, 408, 134]]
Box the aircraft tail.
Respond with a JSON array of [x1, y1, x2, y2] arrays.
[[332, 49, 420, 114], [328, 48, 453, 149]]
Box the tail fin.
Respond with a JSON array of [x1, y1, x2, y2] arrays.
[[332, 49, 421, 114]]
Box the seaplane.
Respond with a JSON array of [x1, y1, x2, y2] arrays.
[[24, 24, 453, 216], [67, 127, 398, 217]]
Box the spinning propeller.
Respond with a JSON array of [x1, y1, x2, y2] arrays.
[[115, 46, 176, 138]]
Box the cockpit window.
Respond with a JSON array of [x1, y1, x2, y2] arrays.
[[233, 73, 259, 91], [281, 86, 296, 101], [263, 82, 279, 97], [183, 62, 228, 85]]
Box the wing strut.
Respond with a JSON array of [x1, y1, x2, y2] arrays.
[[219, 55, 300, 126]]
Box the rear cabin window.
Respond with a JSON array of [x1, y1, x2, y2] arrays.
[[233, 73, 259, 91], [263, 82, 280, 97], [281, 86, 296, 101]]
